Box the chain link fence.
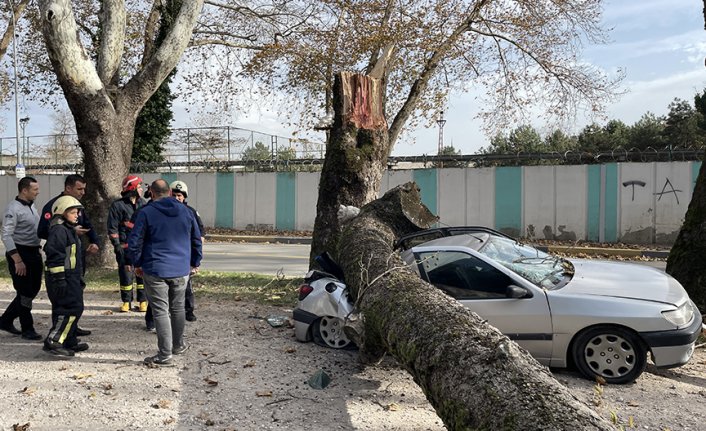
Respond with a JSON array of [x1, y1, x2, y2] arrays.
[[0, 127, 703, 174]]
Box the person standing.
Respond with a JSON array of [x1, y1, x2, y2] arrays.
[[107, 175, 147, 313], [169, 180, 204, 322], [43, 196, 88, 357], [0, 177, 43, 340], [128, 179, 202, 367], [38, 174, 99, 336]]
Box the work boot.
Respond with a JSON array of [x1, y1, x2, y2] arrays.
[[43, 341, 75, 357], [120, 302, 130, 313], [139, 301, 148, 312], [75, 327, 92, 336], [67, 343, 89, 352], [185, 311, 197, 322], [21, 330, 42, 341], [0, 321, 21, 335]]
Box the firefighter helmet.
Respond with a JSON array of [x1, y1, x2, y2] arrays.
[[170, 180, 188, 198], [121, 175, 142, 192], [52, 195, 83, 216]]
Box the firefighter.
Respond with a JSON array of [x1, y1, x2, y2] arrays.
[[43, 195, 88, 357], [170, 180, 204, 322], [107, 175, 147, 312]]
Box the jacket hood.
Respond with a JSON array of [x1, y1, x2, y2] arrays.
[[150, 197, 183, 217]]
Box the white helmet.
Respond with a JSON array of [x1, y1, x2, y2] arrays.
[[170, 180, 188, 198], [52, 195, 83, 216]]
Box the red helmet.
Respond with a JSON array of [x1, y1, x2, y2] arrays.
[[121, 175, 143, 192]]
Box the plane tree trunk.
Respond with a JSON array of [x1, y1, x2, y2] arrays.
[[38, 0, 203, 265], [336, 183, 616, 431], [309, 72, 391, 264]]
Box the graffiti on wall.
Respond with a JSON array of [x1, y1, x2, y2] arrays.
[[622, 178, 682, 204]]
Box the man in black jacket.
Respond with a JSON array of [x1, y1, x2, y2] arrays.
[[38, 174, 99, 336]]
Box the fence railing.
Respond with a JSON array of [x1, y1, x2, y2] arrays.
[[0, 127, 703, 174]]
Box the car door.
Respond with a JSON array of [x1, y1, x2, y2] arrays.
[[415, 249, 554, 364]]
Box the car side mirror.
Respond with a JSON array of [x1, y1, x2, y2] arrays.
[[506, 285, 532, 298]]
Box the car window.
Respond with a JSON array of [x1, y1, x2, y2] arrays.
[[417, 251, 512, 299]]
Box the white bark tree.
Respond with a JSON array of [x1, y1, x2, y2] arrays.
[[38, 0, 203, 261]]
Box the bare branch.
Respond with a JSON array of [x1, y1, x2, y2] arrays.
[[96, 0, 126, 84], [188, 39, 264, 50], [141, 0, 163, 67], [0, 0, 30, 61]]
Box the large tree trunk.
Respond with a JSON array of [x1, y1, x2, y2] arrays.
[[38, 0, 203, 265], [667, 161, 706, 312], [666, 2, 706, 314], [338, 182, 616, 431], [309, 72, 391, 264]]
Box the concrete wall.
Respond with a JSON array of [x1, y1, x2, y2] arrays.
[[3, 161, 699, 244]]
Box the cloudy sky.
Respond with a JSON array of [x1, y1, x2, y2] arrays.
[[2, 0, 705, 158]]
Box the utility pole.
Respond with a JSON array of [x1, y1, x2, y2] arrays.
[[7, 0, 23, 177], [20, 116, 29, 163], [436, 111, 446, 168]]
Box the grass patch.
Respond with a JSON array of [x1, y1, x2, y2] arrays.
[[0, 259, 301, 308]]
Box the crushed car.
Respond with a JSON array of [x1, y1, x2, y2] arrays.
[[293, 227, 703, 384]]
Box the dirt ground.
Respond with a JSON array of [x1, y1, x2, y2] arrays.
[[1, 284, 705, 431]]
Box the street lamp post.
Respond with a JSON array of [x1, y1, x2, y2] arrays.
[[436, 111, 447, 168], [7, 0, 23, 177], [19, 116, 29, 163]]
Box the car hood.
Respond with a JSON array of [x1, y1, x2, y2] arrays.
[[562, 259, 686, 306]]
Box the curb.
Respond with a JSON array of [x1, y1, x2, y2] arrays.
[[205, 234, 669, 258]]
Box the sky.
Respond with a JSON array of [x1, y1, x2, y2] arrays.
[[2, 0, 706, 158]]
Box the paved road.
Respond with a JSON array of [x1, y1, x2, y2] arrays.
[[201, 242, 310, 276], [200, 242, 667, 275]]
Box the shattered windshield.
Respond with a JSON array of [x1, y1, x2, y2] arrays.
[[478, 236, 574, 289]]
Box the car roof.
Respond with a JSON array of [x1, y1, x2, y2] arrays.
[[410, 232, 491, 252], [396, 226, 515, 251]]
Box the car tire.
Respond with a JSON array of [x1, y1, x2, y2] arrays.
[[311, 316, 351, 349], [571, 325, 647, 384]]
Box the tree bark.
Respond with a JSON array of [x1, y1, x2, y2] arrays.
[[337, 182, 616, 431], [38, 0, 203, 265], [667, 161, 706, 312], [309, 72, 391, 264], [666, 1, 706, 314]]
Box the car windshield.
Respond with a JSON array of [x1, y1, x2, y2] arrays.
[[477, 236, 574, 289]]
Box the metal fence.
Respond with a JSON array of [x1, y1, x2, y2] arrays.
[[0, 126, 703, 174]]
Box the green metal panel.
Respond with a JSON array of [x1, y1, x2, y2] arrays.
[[494, 167, 522, 236], [413, 169, 438, 215], [693, 161, 702, 189], [586, 165, 601, 241], [604, 164, 618, 242], [215, 172, 234, 228], [161, 172, 177, 185], [276, 172, 296, 230]]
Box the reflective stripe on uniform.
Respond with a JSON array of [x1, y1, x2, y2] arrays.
[[69, 244, 76, 269], [136, 284, 144, 290], [120, 285, 133, 291], [47, 266, 65, 273], [58, 315, 76, 344]]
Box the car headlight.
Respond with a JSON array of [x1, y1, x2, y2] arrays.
[[662, 302, 694, 327]]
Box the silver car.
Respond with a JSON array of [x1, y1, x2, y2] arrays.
[[294, 228, 703, 384]]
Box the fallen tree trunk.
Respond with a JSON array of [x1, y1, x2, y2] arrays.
[[337, 182, 616, 431]]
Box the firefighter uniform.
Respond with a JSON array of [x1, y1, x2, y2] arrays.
[[107, 193, 147, 310], [43, 195, 87, 357]]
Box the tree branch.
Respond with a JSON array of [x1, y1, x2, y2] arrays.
[[96, 0, 126, 84], [387, 0, 491, 147], [188, 38, 264, 50], [0, 0, 30, 61], [141, 0, 163, 67]]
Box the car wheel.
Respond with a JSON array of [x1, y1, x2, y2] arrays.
[[312, 316, 351, 349], [572, 326, 647, 384]]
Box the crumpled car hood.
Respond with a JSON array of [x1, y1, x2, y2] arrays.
[[562, 259, 687, 306]]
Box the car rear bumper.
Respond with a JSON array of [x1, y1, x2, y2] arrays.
[[639, 307, 703, 368], [293, 308, 318, 342]]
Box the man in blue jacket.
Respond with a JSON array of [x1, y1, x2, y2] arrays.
[[127, 179, 202, 367]]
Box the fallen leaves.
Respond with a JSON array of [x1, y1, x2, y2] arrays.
[[243, 360, 256, 368], [256, 390, 273, 397], [204, 377, 219, 386], [284, 347, 296, 354], [12, 423, 30, 431], [18, 387, 36, 395], [152, 399, 172, 409], [101, 310, 113, 315], [72, 373, 93, 381], [385, 403, 400, 412], [627, 400, 640, 407]]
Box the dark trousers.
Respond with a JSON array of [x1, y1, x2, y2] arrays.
[[46, 276, 84, 348], [1, 246, 43, 332], [117, 255, 145, 303]]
